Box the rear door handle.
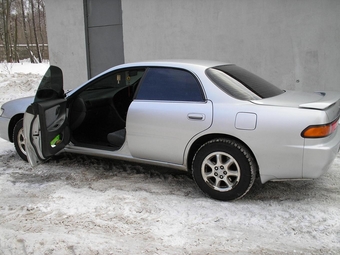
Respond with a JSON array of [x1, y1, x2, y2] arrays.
[[188, 113, 205, 120]]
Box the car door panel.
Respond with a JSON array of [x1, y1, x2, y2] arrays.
[[24, 107, 43, 166], [36, 99, 70, 158], [127, 100, 213, 165], [24, 65, 70, 167], [24, 99, 70, 166]]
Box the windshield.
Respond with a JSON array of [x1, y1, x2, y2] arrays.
[[206, 65, 284, 100]]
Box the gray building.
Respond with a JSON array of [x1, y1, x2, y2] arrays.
[[45, 0, 340, 92]]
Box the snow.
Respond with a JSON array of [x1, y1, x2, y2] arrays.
[[0, 60, 49, 106], [0, 62, 340, 254]]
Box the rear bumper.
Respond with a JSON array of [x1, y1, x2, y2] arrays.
[[0, 116, 10, 141], [303, 128, 340, 179]]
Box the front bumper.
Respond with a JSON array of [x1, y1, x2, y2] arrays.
[[0, 116, 11, 141]]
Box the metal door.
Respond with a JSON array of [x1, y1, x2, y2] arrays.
[[85, 0, 124, 77]]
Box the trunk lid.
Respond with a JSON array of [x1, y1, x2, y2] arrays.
[[251, 90, 340, 120]]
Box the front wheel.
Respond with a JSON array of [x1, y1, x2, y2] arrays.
[[192, 138, 257, 201], [13, 118, 28, 162]]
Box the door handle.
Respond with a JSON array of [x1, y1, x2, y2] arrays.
[[188, 113, 205, 120]]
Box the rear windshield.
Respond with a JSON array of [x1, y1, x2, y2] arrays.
[[206, 65, 284, 100]]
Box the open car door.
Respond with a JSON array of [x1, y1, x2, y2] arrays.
[[23, 66, 70, 167]]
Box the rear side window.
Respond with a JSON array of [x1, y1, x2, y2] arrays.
[[206, 65, 284, 100], [136, 67, 205, 102]]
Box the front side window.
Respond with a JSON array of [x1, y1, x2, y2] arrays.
[[85, 69, 145, 92], [136, 67, 204, 102], [35, 66, 64, 102]]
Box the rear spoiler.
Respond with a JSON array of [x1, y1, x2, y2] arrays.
[[299, 91, 340, 110]]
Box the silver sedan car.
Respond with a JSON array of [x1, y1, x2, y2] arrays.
[[1, 60, 340, 201]]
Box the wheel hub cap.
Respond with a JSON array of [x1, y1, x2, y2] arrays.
[[201, 152, 241, 192]]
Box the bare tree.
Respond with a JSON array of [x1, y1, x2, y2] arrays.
[[29, 0, 41, 62], [37, 0, 45, 59], [0, 0, 47, 62], [11, 14, 19, 62], [20, 0, 35, 62], [1, 0, 13, 62]]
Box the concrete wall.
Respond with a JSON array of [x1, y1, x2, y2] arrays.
[[45, 0, 88, 90], [121, 0, 340, 92]]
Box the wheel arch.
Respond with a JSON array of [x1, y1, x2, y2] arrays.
[[187, 133, 259, 175], [8, 113, 24, 143]]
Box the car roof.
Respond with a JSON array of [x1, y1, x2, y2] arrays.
[[108, 59, 231, 71]]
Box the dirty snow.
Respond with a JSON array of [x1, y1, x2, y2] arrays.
[[0, 62, 340, 254]]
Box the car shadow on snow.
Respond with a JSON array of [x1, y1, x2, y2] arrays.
[[3, 151, 201, 198], [245, 178, 318, 201], [2, 151, 336, 202]]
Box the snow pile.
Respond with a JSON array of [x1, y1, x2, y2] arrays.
[[0, 62, 340, 254], [0, 61, 49, 106]]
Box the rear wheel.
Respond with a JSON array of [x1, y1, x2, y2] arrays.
[[192, 138, 256, 201], [13, 118, 28, 162]]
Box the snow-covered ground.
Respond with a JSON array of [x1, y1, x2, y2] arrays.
[[0, 62, 340, 254]]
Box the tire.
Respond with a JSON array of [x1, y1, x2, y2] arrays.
[[192, 138, 257, 201], [13, 118, 28, 162]]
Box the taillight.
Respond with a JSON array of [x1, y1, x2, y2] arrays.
[[301, 118, 339, 138]]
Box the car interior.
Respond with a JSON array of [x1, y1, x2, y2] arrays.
[[68, 69, 145, 150]]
